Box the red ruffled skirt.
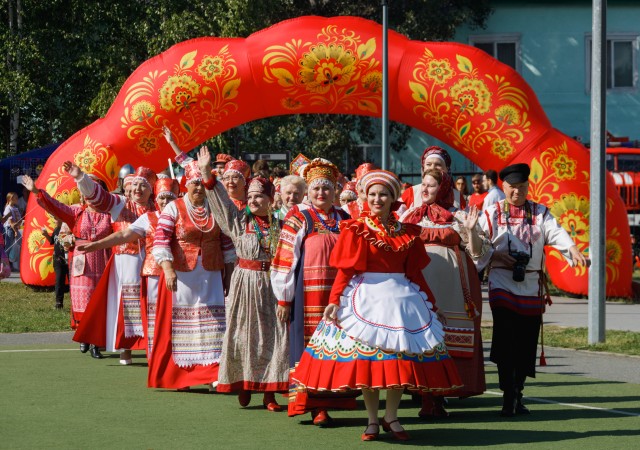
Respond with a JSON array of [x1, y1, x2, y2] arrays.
[[292, 321, 462, 394]]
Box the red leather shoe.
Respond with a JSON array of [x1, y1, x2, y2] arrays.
[[361, 423, 380, 441], [380, 417, 410, 441], [262, 393, 283, 412], [238, 390, 251, 407], [312, 409, 332, 426]]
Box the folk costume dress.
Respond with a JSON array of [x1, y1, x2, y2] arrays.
[[204, 179, 289, 393], [149, 196, 235, 389], [401, 203, 491, 397], [127, 210, 162, 360], [271, 203, 357, 416], [292, 213, 462, 393], [72, 172, 155, 351], [478, 199, 576, 386], [35, 190, 112, 328]]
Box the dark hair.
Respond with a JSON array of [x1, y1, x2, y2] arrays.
[[455, 175, 468, 195], [272, 166, 287, 178], [252, 159, 270, 174], [485, 169, 498, 185]]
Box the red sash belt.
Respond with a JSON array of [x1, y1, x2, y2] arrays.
[[237, 258, 271, 272]]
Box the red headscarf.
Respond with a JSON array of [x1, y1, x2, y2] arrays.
[[402, 172, 455, 225]]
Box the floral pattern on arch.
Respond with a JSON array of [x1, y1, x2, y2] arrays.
[[263, 25, 381, 112], [409, 48, 531, 156], [120, 45, 241, 155]]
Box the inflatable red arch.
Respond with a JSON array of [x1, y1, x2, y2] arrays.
[[21, 15, 631, 296]]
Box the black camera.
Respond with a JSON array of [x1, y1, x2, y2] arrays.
[[510, 251, 531, 282]]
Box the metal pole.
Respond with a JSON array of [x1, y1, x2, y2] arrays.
[[588, 0, 606, 344], [381, 0, 389, 170]]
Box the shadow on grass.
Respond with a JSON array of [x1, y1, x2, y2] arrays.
[[409, 428, 640, 447]]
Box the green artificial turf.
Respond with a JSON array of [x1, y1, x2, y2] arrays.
[[0, 343, 638, 449]]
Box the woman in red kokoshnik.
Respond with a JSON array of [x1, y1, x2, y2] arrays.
[[76, 178, 180, 363], [401, 146, 466, 210], [197, 147, 289, 411], [21, 174, 112, 358], [149, 160, 235, 390], [65, 161, 156, 365], [292, 170, 462, 442], [270, 158, 357, 425]]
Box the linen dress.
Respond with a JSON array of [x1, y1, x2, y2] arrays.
[[205, 182, 289, 393], [401, 205, 491, 397]]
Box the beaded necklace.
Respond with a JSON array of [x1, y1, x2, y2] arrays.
[[310, 205, 340, 233], [185, 196, 215, 233], [246, 207, 279, 257]]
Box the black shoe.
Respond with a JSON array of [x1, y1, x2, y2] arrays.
[[55, 303, 63, 310], [79, 343, 90, 353], [516, 395, 530, 415], [90, 345, 104, 359], [500, 395, 516, 417]]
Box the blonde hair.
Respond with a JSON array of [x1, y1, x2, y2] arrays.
[[280, 175, 306, 193], [5, 192, 17, 206], [422, 169, 442, 185]]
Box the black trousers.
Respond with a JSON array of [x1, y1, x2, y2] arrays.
[[490, 307, 541, 393], [53, 262, 69, 307]]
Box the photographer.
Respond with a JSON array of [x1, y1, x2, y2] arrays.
[[478, 163, 588, 417]]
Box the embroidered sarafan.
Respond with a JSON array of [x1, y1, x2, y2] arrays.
[[341, 212, 419, 252]]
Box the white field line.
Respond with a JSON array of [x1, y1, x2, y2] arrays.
[[485, 390, 640, 417]]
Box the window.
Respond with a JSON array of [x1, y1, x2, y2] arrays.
[[469, 34, 521, 72], [586, 34, 638, 91]]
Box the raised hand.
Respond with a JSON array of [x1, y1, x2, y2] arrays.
[[197, 146, 212, 173], [20, 175, 39, 194], [62, 161, 82, 179], [463, 205, 480, 231], [162, 125, 176, 145]]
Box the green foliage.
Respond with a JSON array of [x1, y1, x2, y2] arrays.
[[481, 325, 640, 356], [0, 0, 492, 161]]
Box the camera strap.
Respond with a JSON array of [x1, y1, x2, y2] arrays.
[[503, 201, 533, 258]]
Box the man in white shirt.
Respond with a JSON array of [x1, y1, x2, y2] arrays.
[[478, 163, 588, 418], [481, 169, 505, 211]]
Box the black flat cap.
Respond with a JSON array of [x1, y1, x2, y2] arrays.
[[499, 163, 530, 184]]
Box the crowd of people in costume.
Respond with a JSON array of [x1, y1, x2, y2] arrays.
[[16, 132, 588, 441]]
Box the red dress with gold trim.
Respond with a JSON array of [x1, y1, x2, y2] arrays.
[[292, 213, 462, 393]]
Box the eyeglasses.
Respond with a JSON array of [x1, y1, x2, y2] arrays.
[[222, 175, 242, 182]]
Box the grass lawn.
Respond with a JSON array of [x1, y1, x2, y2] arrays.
[[481, 325, 640, 357], [0, 344, 638, 449], [0, 282, 71, 332]]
